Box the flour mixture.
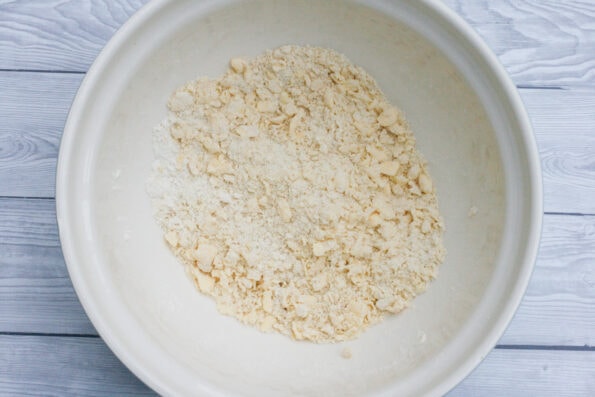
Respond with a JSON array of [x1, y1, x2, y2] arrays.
[[147, 45, 445, 342]]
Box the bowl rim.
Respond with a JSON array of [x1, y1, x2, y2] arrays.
[[56, 0, 543, 395]]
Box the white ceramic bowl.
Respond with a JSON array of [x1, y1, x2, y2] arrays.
[[56, 1, 542, 396]]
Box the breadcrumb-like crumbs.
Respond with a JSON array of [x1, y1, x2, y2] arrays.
[[147, 45, 445, 343]]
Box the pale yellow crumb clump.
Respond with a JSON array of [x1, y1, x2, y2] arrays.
[[148, 45, 445, 343], [468, 205, 479, 218], [341, 347, 353, 359]]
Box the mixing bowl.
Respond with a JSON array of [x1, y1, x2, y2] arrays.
[[56, 0, 542, 395]]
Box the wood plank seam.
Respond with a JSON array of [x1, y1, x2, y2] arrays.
[[0, 332, 99, 338], [496, 344, 595, 352], [516, 85, 566, 90], [0, 332, 592, 352], [544, 211, 595, 217], [0, 69, 86, 74]]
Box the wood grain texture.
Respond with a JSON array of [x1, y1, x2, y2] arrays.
[[501, 214, 595, 346], [0, 335, 593, 396], [2, 71, 595, 213], [0, 0, 147, 72], [0, 72, 82, 198], [0, 335, 154, 396], [1, 1, 594, 395], [0, 198, 94, 334], [0, 0, 594, 88], [1, 196, 594, 346], [443, 0, 595, 88], [521, 88, 595, 215], [447, 349, 595, 397]]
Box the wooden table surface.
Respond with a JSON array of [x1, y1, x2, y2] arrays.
[[1, 0, 594, 395]]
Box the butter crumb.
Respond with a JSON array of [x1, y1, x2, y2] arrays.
[[148, 46, 445, 343], [341, 347, 353, 359], [468, 205, 479, 218]]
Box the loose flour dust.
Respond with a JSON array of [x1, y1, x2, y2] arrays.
[[147, 46, 445, 343]]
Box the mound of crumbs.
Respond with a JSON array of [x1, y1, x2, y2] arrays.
[[147, 45, 445, 343]]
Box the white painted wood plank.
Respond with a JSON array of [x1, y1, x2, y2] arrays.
[[521, 88, 595, 215], [0, 335, 155, 396], [0, 335, 593, 396], [448, 349, 595, 397], [1, 0, 595, 87], [3, 71, 595, 213], [1, 196, 593, 346], [0, 0, 147, 71], [443, 0, 595, 87], [0, 198, 95, 334], [499, 214, 595, 346], [0, 0, 591, 395], [0, 72, 82, 198]]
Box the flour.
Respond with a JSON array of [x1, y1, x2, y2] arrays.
[[147, 45, 445, 342]]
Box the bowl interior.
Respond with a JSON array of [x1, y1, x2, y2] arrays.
[[58, 1, 538, 396]]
